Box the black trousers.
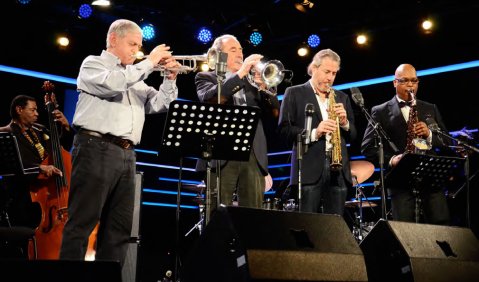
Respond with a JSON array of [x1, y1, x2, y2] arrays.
[[300, 157, 348, 216], [388, 187, 450, 225], [208, 151, 265, 209], [60, 133, 136, 266]]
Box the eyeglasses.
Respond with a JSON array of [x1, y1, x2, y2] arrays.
[[395, 78, 419, 85]]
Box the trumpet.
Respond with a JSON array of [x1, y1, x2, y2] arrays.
[[247, 59, 293, 96], [133, 49, 217, 75]]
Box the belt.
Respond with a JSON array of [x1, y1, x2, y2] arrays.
[[78, 129, 135, 150]]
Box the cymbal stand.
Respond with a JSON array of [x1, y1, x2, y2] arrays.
[[185, 204, 204, 237], [352, 176, 376, 242]]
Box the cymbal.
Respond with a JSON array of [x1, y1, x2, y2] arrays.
[[350, 160, 375, 184], [345, 200, 377, 208], [182, 182, 206, 193]]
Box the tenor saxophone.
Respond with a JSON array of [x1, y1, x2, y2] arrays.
[[327, 87, 342, 171]]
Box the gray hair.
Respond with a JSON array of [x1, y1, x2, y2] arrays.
[[307, 49, 341, 76], [106, 19, 142, 48], [211, 34, 238, 51]]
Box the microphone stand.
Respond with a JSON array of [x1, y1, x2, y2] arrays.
[[429, 128, 478, 228], [296, 131, 307, 211], [357, 103, 399, 220], [213, 51, 227, 211]]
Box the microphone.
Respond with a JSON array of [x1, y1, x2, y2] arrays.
[[350, 87, 364, 107], [425, 117, 441, 132], [215, 51, 228, 78], [304, 103, 314, 145]]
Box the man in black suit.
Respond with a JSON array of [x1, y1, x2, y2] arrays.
[[195, 34, 280, 208], [361, 63, 450, 225], [278, 49, 356, 215]]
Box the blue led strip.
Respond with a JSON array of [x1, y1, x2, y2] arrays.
[[142, 202, 199, 209], [0, 65, 76, 85], [158, 177, 202, 185], [136, 161, 196, 171], [143, 188, 197, 197]]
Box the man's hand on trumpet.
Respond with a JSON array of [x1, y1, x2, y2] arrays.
[[237, 54, 263, 79], [147, 44, 180, 80], [147, 44, 172, 65]]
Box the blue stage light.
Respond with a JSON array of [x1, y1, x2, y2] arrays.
[[197, 28, 212, 43], [17, 0, 31, 5], [78, 4, 92, 19], [307, 34, 320, 48], [250, 31, 263, 46], [142, 25, 155, 41]]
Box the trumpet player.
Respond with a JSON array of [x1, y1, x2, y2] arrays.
[[195, 34, 280, 209], [60, 19, 179, 266], [278, 49, 356, 215]]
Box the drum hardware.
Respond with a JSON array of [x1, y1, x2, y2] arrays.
[[283, 199, 298, 211], [348, 160, 377, 242], [262, 197, 281, 210], [183, 181, 207, 237]]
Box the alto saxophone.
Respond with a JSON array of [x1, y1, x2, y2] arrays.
[[327, 87, 342, 171]]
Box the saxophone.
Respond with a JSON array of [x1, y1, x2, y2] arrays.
[[327, 87, 342, 171], [405, 89, 430, 153]]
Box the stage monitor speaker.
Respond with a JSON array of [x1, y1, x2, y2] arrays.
[[0, 259, 121, 282], [121, 171, 143, 282], [360, 219, 479, 282], [182, 205, 368, 282]]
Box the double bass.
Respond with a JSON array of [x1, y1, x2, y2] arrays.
[[29, 81, 98, 259]]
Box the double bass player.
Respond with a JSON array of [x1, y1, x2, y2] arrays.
[[0, 94, 73, 258]]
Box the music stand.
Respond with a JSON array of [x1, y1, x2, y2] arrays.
[[160, 100, 260, 280], [0, 132, 38, 177], [385, 153, 464, 222]]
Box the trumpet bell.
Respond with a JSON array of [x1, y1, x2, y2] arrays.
[[247, 59, 293, 94], [259, 60, 285, 88]]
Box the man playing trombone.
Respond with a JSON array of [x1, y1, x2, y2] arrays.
[[60, 19, 179, 266], [195, 34, 280, 209]]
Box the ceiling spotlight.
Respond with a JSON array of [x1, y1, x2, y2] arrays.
[[297, 46, 309, 57], [142, 25, 155, 41], [307, 34, 320, 48], [91, 0, 110, 6], [197, 28, 213, 44], [17, 0, 31, 5], [249, 31, 263, 46], [78, 4, 93, 19], [295, 0, 314, 13], [421, 19, 434, 34], [57, 36, 70, 47], [356, 34, 368, 45]]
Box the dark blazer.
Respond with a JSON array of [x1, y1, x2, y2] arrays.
[[361, 96, 449, 167], [195, 71, 280, 175], [278, 81, 357, 186]]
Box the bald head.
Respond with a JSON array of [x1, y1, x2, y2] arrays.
[[395, 64, 416, 77]]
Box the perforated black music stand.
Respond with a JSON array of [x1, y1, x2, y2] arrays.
[[385, 153, 464, 222], [161, 101, 260, 162], [0, 132, 38, 176], [160, 100, 260, 281]]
